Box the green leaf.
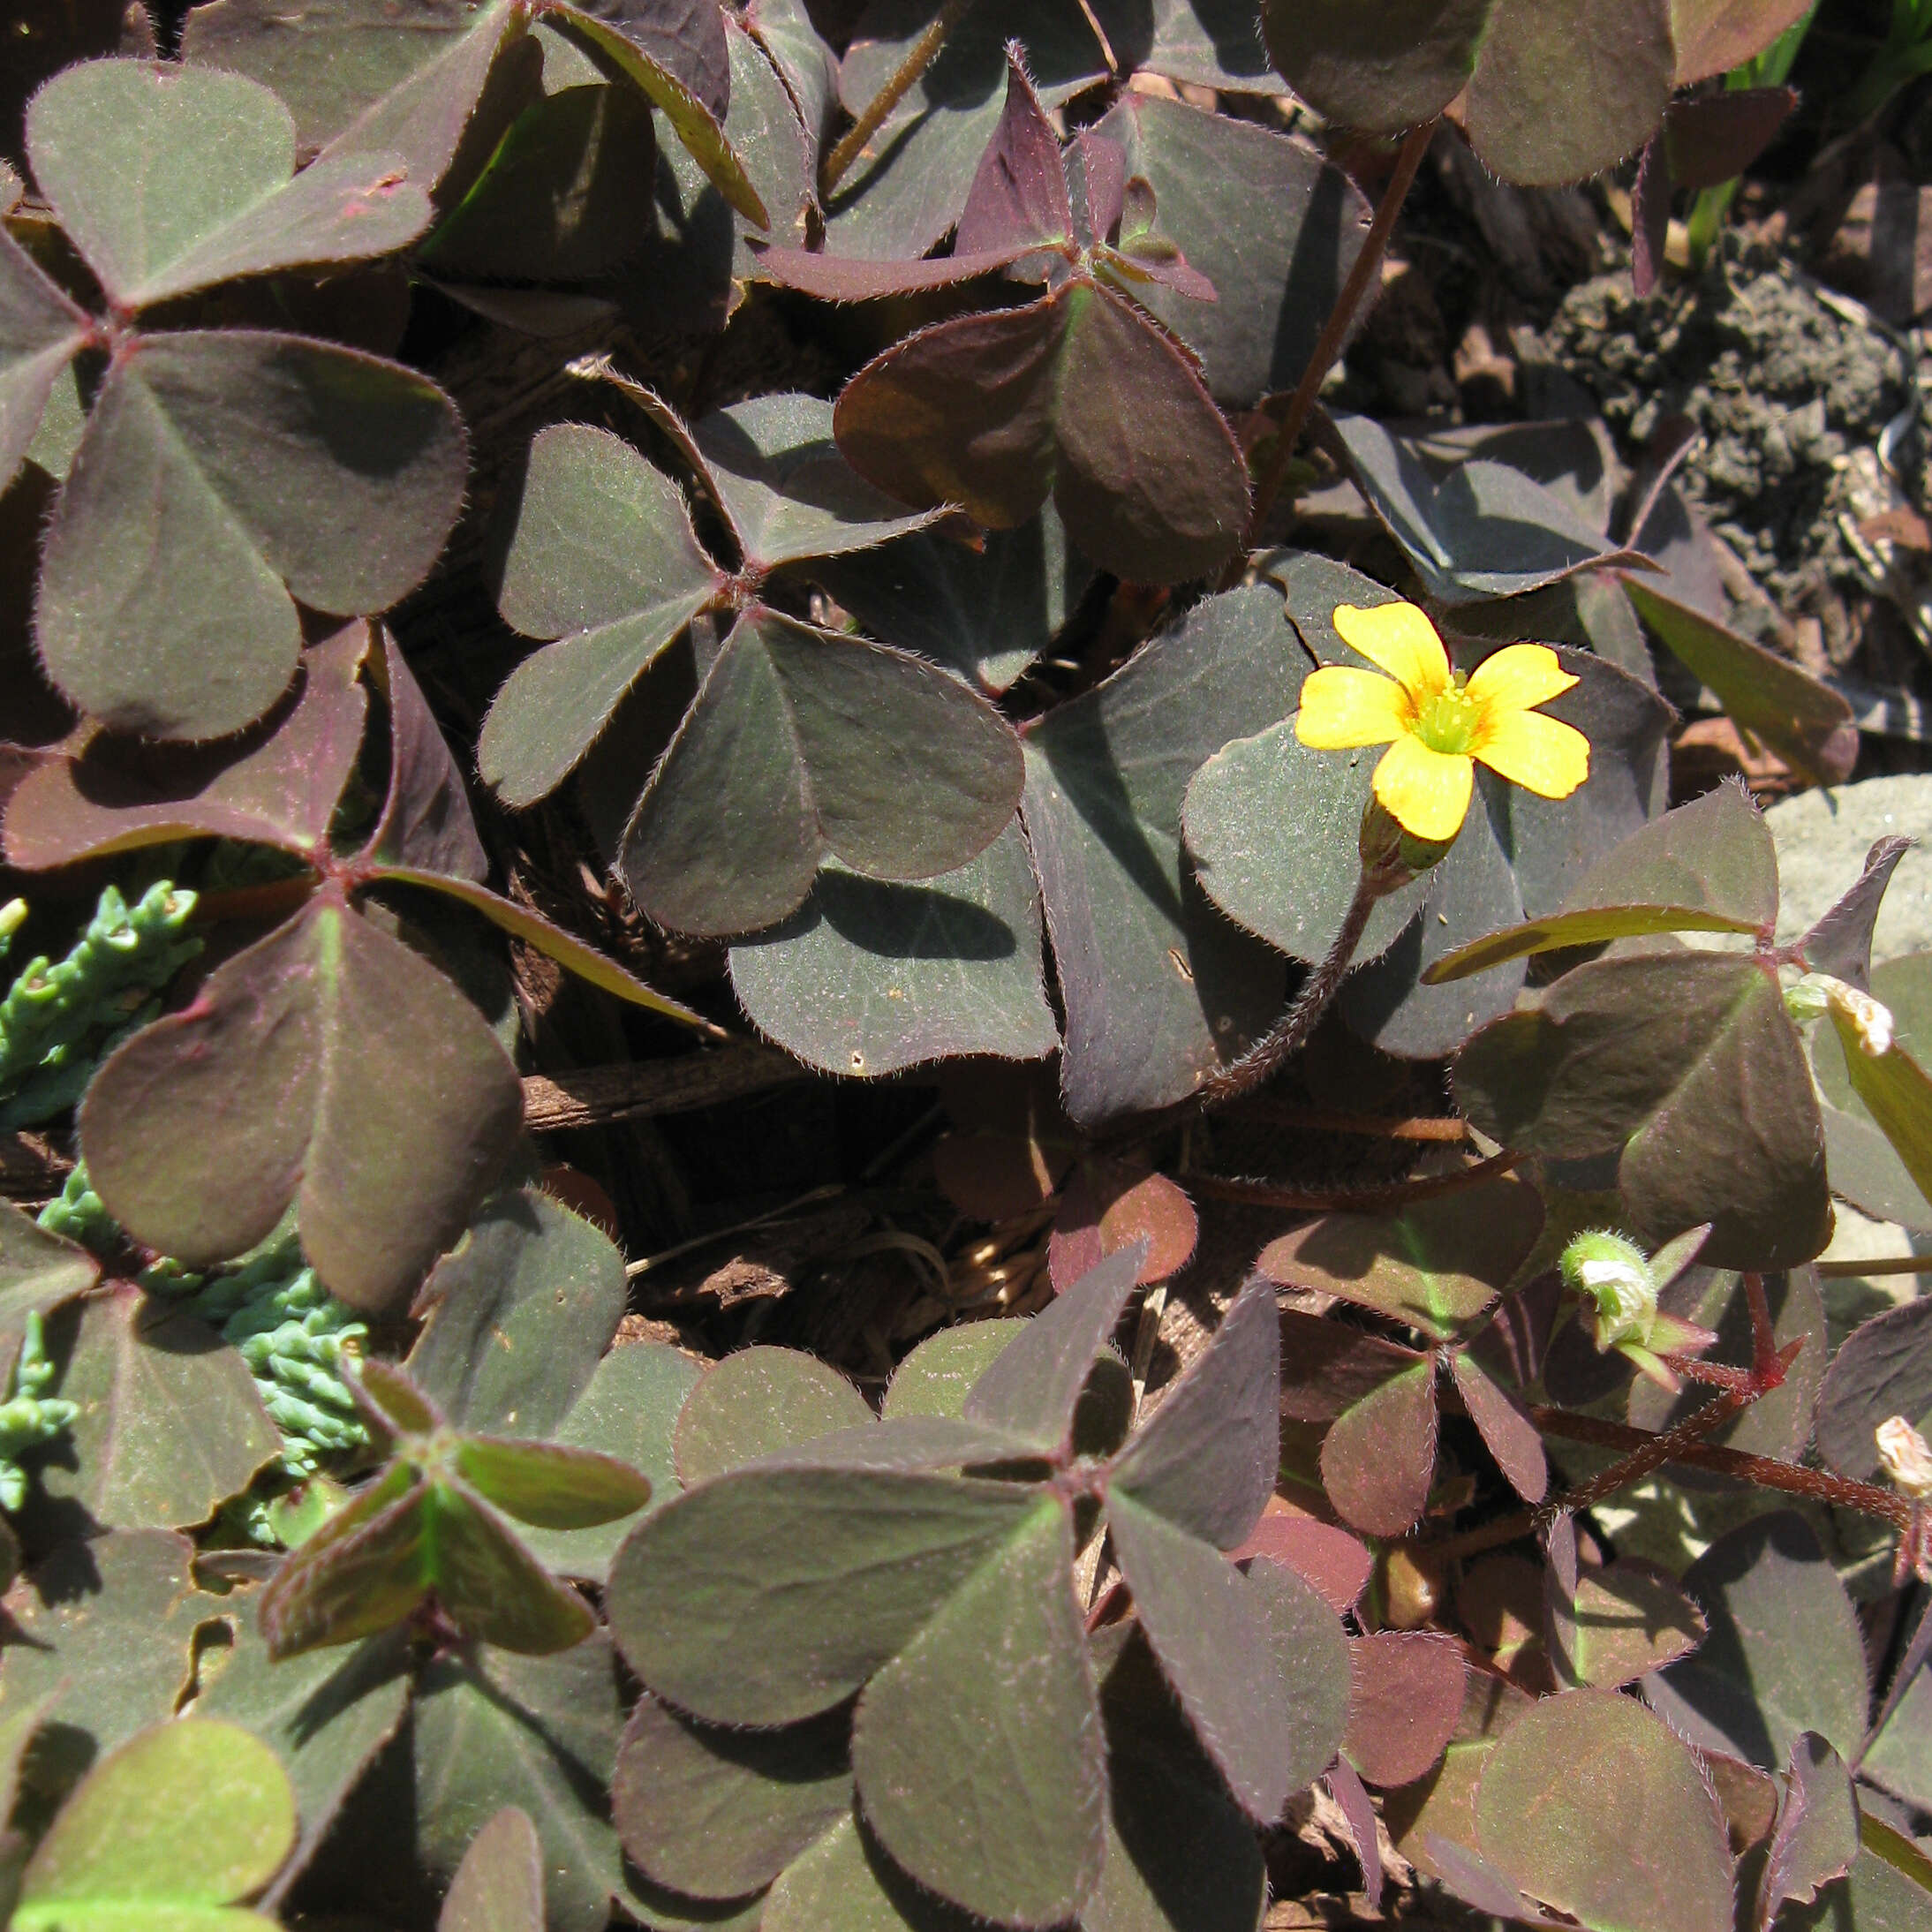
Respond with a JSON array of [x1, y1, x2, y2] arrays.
[[1453, 954, 1831, 1271], [1106, 1278, 1279, 1549], [1815, 1296, 1932, 1480], [619, 608, 1023, 939], [516, 1340, 699, 1583], [407, 1182, 630, 1437], [547, 2, 767, 227], [0, 1530, 229, 1804], [414, 1636, 626, 1932], [1257, 1174, 1543, 1343], [1105, 1490, 1310, 1823], [1548, 1559, 1705, 1690], [1083, 1626, 1271, 1932], [181, 0, 518, 178], [614, 1694, 850, 1901], [761, 1811, 979, 1932], [835, 281, 1249, 586], [882, 1324, 1019, 1421], [1760, 1733, 1859, 1924], [1827, 984, 1932, 1211], [1624, 577, 1858, 786], [962, 1245, 1140, 1458], [1643, 1512, 1867, 1770], [1087, 91, 1369, 409], [455, 1436, 651, 1529], [853, 1494, 1104, 1926], [421, 83, 657, 280], [196, 1626, 411, 1897], [30, 1287, 280, 1533], [1670, 0, 1815, 82], [439, 1807, 546, 1932], [728, 828, 1059, 1079], [826, 0, 1106, 261], [608, 1468, 1040, 1724], [38, 331, 465, 742], [1474, 1690, 1733, 1932], [421, 1479, 599, 1653], [1425, 779, 1778, 982], [4, 620, 371, 865], [1022, 585, 1302, 1124], [81, 894, 524, 1312], [15, 1718, 295, 1930], [674, 1346, 874, 1486], [257, 1464, 430, 1659], [813, 506, 1089, 695], [1319, 1360, 1438, 1537], [0, 1199, 97, 1337], [690, 391, 948, 573], [0, 228, 88, 494], [1329, 413, 1648, 604]]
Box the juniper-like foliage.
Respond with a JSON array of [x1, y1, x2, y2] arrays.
[[0, 1313, 80, 1512]]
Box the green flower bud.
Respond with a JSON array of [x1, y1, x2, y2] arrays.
[[1559, 1229, 1657, 1350]]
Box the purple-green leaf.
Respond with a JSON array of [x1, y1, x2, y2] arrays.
[[1475, 1689, 1734, 1932], [1758, 1734, 1858, 1931], [1342, 1631, 1466, 1788], [614, 1694, 850, 1901], [1663, 85, 1796, 190], [4, 620, 371, 867], [619, 608, 1023, 939], [455, 1436, 652, 1529], [1106, 1277, 1279, 1549], [1548, 1558, 1704, 1690], [852, 1494, 1104, 1927], [0, 1198, 98, 1334], [1320, 1360, 1438, 1537], [439, 1806, 545, 1932], [0, 228, 88, 494], [80, 893, 525, 1311], [423, 1478, 599, 1653], [36, 330, 465, 742], [1258, 1174, 1543, 1343], [1451, 1349, 1548, 1503], [674, 1345, 874, 1485], [1815, 1295, 1932, 1480]]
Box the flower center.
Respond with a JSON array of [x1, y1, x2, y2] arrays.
[[1411, 675, 1481, 756]]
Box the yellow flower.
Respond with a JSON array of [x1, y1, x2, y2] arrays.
[[1295, 601, 1591, 842]]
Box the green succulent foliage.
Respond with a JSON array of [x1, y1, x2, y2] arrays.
[[0, 1312, 78, 1511], [608, 1249, 1351, 1928], [257, 1355, 650, 1660], [0, 880, 201, 1131]]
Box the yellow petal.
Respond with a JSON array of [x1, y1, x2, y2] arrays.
[[1466, 642, 1578, 717], [1332, 602, 1450, 701], [1295, 667, 1410, 749], [1474, 708, 1591, 800], [1372, 734, 1474, 842]]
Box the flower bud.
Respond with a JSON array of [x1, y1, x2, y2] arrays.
[[1558, 1229, 1657, 1350], [1877, 1415, 1932, 1500]]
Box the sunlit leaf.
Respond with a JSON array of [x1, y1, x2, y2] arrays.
[[1475, 1690, 1733, 1932], [1808, 953, 1932, 1229], [454, 1435, 650, 1528], [0, 229, 88, 493], [436, 1806, 545, 1932], [1106, 1278, 1278, 1549], [1450, 1350, 1547, 1503], [1320, 1360, 1437, 1537], [32, 1286, 280, 1533], [620, 608, 1023, 939], [1644, 1512, 1867, 1770], [675, 1346, 874, 1486], [835, 280, 1249, 586], [14, 1718, 295, 1932], [1549, 1559, 1704, 1690], [1453, 954, 1831, 1270], [1258, 1174, 1542, 1342], [615, 1694, 849, 1901], [0, 1198, 98, 1336], [608, 1467, 1039, 1724], [407, 1182, 629, 1437], [4, 621, 370, 866], [37, 331, 464, 742], [1047, 1163, 1197, 1291], [414, 1636, 626, 1932], [1759, 1733, 1859, 1928], [426, 1478, 598, 1651], [1624, 577, 1858, 785], [883, 1324, 1019, 1422], [82, 894, 524, 1311], [1427, 779, 1777, 982], [1232, 1508, 1373, 1616], [1671, 0, 1816, 84], [1342, 1632, 1465, 1788], [728, 828, 1058, 1079], [853, 1494, 1103, 1926], [761, 1811, 977, 1932], [1023, 585, 1302, 1124], [1088, 91, 1368, 408]]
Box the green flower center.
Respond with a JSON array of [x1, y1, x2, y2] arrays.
[[1411, 675, 1481, 756]]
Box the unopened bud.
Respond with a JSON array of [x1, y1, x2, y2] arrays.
[[1559, 1230, 1657, 1351], [1877, 1415, 1932, 1500], [1793, 972, 1895, 1055]]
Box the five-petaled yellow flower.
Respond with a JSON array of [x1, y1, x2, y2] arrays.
[[1297, 601, 1591, 842]]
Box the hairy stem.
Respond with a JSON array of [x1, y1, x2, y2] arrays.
[[1242, 117, 1436, 549], [821, 0, 976, 199], [1192, 1149, 1520, 1214], [1196, 872, 1378, 1111]]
